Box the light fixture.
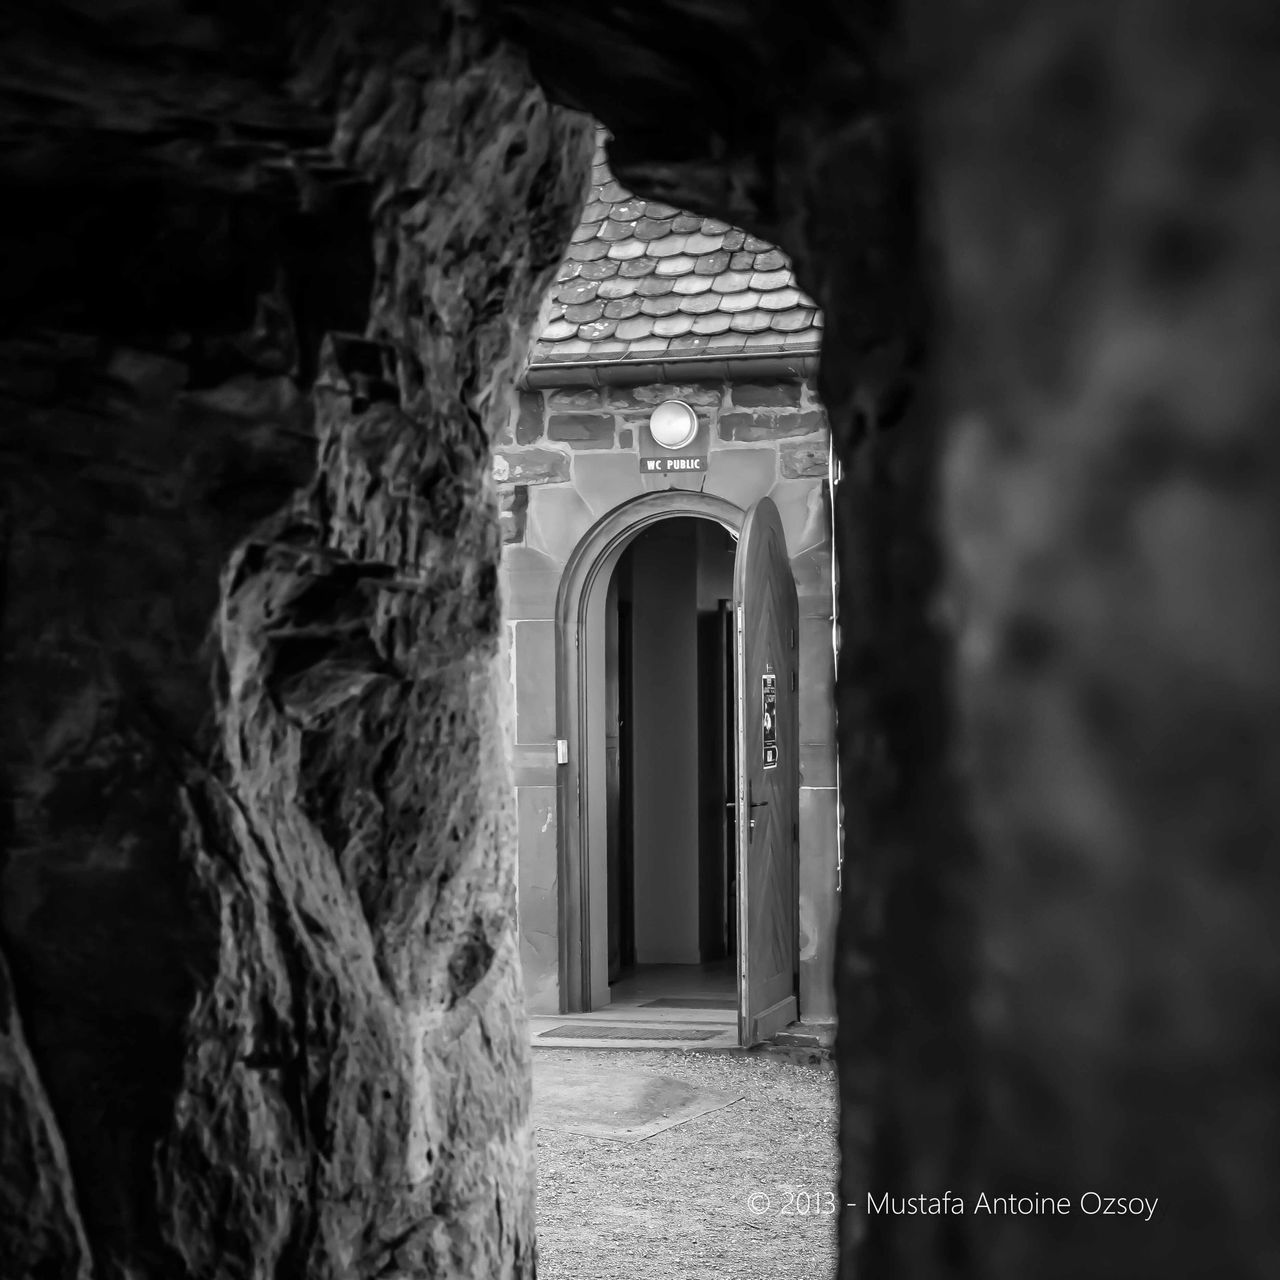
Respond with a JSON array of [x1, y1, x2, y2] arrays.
[[648, 399, 698, 450]]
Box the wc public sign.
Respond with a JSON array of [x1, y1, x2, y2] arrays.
[[640, 399, 710, 472]]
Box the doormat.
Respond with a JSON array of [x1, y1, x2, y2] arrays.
[[539, 1024, 723, 1041], [640, 997, 737, 1010], [532, 1057, 744, 1143]]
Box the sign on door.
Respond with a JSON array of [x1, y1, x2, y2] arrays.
[[762, 667, 778, 769]]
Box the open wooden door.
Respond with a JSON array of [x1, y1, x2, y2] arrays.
[[733, 497, 800, 1046]]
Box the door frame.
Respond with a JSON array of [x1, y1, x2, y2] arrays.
[[554, 492, 744, 1014]]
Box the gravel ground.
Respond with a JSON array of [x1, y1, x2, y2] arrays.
[[534, 1049, 838, 1280]]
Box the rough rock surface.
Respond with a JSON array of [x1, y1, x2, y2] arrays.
[[4, 2, 1280, 1280], [0, 4, 592, 1277], [496, 2, 1280, 1278]]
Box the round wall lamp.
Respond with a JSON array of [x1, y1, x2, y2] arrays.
[[648, 399, 699, 450]]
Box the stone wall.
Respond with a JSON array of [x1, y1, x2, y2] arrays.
[[497, 376, 839, 1020]]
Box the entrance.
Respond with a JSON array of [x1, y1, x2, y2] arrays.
[[555, 493, 800, 1046], [604, 519, 738, 1014]]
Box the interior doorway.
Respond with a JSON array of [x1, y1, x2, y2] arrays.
[[603, 518, 738, 1011]]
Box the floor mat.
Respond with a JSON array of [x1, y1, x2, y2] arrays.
[[639, 997, 736, 1010], [532, 1056, 744, 1143], [539, 1024, 723, 1041]]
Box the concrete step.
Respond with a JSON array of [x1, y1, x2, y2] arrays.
[[753, 1021, 836, 1068]]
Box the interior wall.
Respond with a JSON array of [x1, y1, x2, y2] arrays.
[[696, 518, 737, 609], [628, 520, 702, 964]]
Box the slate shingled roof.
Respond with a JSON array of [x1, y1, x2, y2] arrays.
[[530, 131, 823, 365]]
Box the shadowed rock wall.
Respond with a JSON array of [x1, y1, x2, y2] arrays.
[[3, 2, 1280, 1279], [495, 2, 1280, 1278], [0, 5, 592, 1277]]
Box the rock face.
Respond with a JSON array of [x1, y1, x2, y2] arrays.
[[0, 4, 591, 1277], [497, 3, 1280, 1278], [4, 3, 1280, 1280]]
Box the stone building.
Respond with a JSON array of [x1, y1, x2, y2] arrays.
[[498, 132, 839, 1042]]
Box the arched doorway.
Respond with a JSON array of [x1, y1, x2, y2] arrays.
[[555, 492, 801, 1045]]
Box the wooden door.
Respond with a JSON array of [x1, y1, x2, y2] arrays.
[[733, 497, 800, 1045]]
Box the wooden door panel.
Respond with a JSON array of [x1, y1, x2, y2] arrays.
[[734, 497, 800, 1046]]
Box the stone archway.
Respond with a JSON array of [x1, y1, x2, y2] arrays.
[[553, 491, 744, 1013]]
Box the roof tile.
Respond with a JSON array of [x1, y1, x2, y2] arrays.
[[668, 332, 713, 351], [730, 251, 755, 270], [672, 275, 714, 295], [648, 234, 691, 258], [722, 229, 746, 251], [634, 216, 673, 240], [719, 290, 762, 313], [604, 297, 644, 320], [580, 318, 619, 341], [598, 218, 638, 242], [694, 251, 732, 275], [730, 310, 773, 333], [556, 260, 581, 282], [684, 232, 725, 254], [569, 240, 609, 262], [564, 299, 605, 324], [570, 222, 598, 244], [582, 200, 612, 222], [598, 277, 636, 299], [753, 248, 788, 271], [636, 275, 675, 297], [742, 331, 787, 350], [645, 201, 680, 218], [750, 268, 791, 291], [606, 240, 646, 260], [711, 271, 752, 294], [772, 307, 815, 332], [588, 338, 629, 358], [704, 332, 748, 354], [655, 254, 697, 276], [743, 233, 772, 251], [599, 181, 628, 201], [550, 337, 593, 357], [641, 294, 683, 317], [692, 312, 732, 335], [611, 199, 646, 221], [702, 217, 731, 234], [672, 213, 703, 234], [617, 257, 656, 277], [653, 313, 695, 338], [628, 335, 670, 355], [679, 292, 722, 315], [577, 259, 619, 280], [759, 287, 802, 311], [615, 316, 653, 341], [556, 280, 600, 305], [542, 318, 577, 341]]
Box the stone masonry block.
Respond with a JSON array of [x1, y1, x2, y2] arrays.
[[547, 412, 616, 448], [605, 382, 723, 410], [729, 381, 805, 409], [500, 485, 528, 544], [493, 449, 571, 485], [516, 391, 544, 444], [780, 441, 829, 477], [546, 386, 607, 410], [719, 408, 825, 442]]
